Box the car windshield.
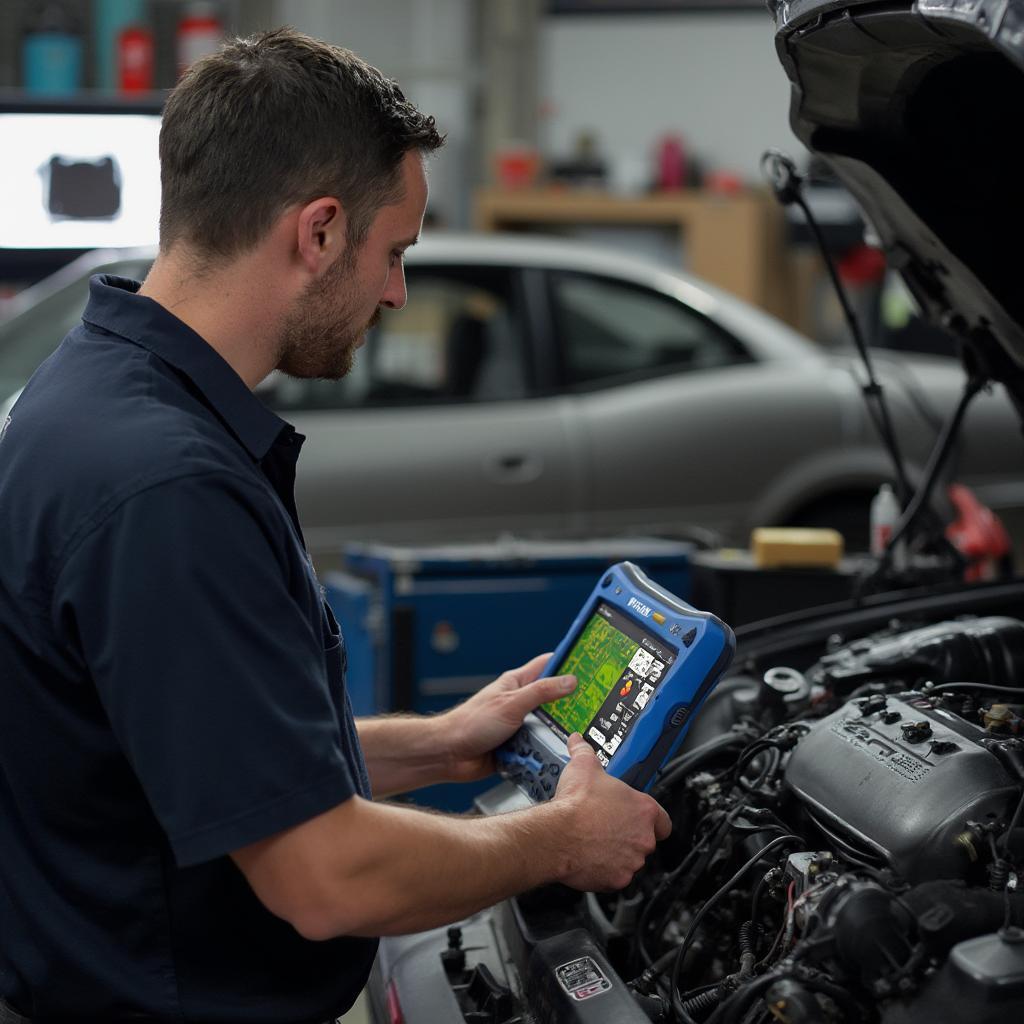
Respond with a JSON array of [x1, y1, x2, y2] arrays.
[[0, 259, 151, 399]]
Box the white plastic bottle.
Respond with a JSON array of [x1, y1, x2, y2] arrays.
[[870, 482, 905, 568], [177, 2, 222, 78]]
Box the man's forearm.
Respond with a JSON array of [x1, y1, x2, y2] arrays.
[[356, 714, 456, 797], [328, 798, 576, 936], [234, 795, 575, 939], [233, 735, 670, 940]]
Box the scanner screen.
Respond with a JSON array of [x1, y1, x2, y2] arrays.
[[538, 601, 678, 764]]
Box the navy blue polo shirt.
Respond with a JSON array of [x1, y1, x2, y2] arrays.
[[0, 276, 376, 1022]]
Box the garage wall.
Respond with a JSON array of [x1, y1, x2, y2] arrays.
[[269, 4, 804, 220], [273, 0, 476, 230], [539, 11, 804, 186]]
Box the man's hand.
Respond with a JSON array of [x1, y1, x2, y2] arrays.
[[551, 733, 672, 891], [236, 700, 670, 940], [441, 653, 577, 782]]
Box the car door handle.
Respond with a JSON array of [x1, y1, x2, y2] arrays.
[[485, 452, 543, 484]]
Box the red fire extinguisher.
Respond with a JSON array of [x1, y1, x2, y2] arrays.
[[118, 24, 154, 94]]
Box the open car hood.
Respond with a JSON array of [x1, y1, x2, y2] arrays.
[[771, 0, 1024, 412]]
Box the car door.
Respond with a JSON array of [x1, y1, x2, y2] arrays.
[[547, 270, 850, 543], [272, 264, 583, 565]]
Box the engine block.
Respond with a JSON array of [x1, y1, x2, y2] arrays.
[[785, 693, 1019, 880]]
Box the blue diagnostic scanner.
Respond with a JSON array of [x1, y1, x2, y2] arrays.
[[497, 561, 735, 800]]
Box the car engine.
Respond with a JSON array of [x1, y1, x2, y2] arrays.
[[397, 610, 1024, 1024]]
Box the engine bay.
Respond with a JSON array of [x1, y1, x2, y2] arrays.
[[378, 588, 1024, 1024]]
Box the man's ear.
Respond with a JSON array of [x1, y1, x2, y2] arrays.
[[295, 197, 348, 274]]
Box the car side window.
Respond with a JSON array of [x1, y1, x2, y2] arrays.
[[550, 271, 752, 389], [265, 266, 527, 412]]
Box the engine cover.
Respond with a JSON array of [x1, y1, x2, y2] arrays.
[[785, 694, 1018, 880]]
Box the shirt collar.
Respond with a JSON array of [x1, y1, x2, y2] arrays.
[[81, 274, 291, 461]]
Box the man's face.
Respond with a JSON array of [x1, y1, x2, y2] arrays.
[[276, 151, 428, 380]]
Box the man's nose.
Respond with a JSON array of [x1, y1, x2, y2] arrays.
[[381, 265, 407, 310]]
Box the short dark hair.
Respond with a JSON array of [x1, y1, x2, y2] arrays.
[[158, 27, 444, 261]]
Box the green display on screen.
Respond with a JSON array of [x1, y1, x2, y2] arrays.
[[541, 608, 640, 736]]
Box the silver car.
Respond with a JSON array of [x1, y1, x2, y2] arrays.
[[2, 234, 1021, 564]]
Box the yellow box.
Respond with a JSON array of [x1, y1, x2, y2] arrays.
[[750, 527, 844, 569]]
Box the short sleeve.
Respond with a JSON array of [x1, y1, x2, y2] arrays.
[[52, 470, 357, 867]]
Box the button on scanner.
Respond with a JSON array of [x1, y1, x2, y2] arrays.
[[670, 707, 690, 728]]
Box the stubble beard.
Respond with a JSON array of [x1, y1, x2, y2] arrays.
[[275, 248, 381, 381]]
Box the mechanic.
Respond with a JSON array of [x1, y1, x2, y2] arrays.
[[0, 27, 671, 1024]]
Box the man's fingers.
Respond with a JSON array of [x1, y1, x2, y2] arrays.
[[502, 673, 576, 722], [567, 732, 598, 760], [526, 672, 576, 705], [509, 652, 553, 688]]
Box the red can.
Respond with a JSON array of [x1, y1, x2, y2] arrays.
[[118, 25, 154, 94]]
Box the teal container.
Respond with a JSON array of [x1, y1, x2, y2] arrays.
[[23, 32, 83, 94], [93, 0, 147, 91]]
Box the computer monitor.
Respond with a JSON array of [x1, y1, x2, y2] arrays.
[[0, 96, 163, 274]]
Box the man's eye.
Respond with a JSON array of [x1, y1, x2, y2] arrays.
[[390, 250, 405, 268]]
